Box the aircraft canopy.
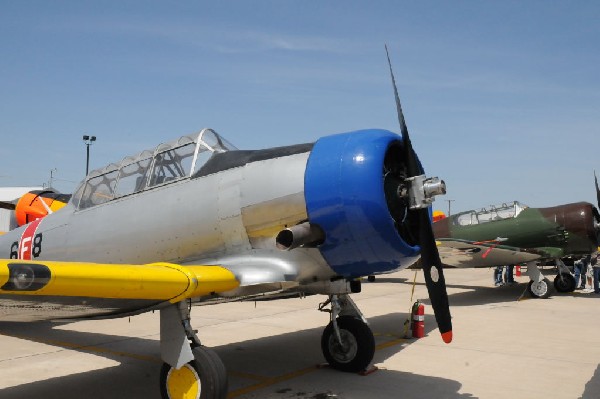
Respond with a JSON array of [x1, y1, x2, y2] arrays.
[[452, 201, 528, 226], [71, 128, 237, 210]]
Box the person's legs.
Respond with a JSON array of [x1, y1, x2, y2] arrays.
[[505, 265, 515, 283], [582, 259, 590, 288], [574, 261, 583, 288], [494, 266, 504, 286]]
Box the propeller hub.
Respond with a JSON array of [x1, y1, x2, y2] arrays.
[[424, 178, 447, 197], [406, 175, 446, 210]]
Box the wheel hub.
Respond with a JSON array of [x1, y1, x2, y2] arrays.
[[328, 329, 358, 364], [531, 281, 548, 296], [166, 364, 201, 399]]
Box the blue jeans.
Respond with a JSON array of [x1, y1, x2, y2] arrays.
[[494, 266, 504, 285], [594, 267, 600, 293], [574, 260, 585, 288]]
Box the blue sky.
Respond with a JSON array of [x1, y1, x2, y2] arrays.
[[1, 1, 599, 213]]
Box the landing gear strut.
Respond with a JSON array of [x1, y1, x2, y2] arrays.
[[319, 294, 375, 372], [160, 301, 227, 399]]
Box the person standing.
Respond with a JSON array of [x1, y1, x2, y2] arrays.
[[584, 259, 594, 293], [574, 255, 591, 289], [504, 265, 515, 285], [592, 250, 600, 294], [494, 266, 504, 286], [494, 265, 515, 286]]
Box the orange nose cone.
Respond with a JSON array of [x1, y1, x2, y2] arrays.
[[432, 210, 446, 222], [441, 330, 453, 344]]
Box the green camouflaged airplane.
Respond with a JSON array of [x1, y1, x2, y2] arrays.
[[430, 174, 600, 299]]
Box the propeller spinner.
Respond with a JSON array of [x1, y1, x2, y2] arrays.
[[385, 45, 453, 343], [0, 190, 71, 228]]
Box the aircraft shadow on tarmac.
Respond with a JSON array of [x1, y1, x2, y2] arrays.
[[374, 269, 600, 307], [0, 313, 476, 399], [443, 281, 600, 306], [367, 277, 531, 307], [581, 363, 600, 399]]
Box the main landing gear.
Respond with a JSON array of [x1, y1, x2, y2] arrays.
[[318, 294, 375, 372], [527, 279, 550, 299], [525, 259, 577, 298], [524, 261, 551, 299], [553, 259, 576, 293], [553, 272, 576, 293], [160, 301, 227, 399], [527, 259, 576, 298], [160, 346, 227, 399], [524, 261, 555, 299], [158, 293, 376, 398]]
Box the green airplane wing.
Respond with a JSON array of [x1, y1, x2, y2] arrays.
[[434, 238, 549, 268]]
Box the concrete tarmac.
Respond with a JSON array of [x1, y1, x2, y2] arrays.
[[0, 267, 599, 398]]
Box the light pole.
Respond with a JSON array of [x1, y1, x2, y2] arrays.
[[446, 199, 455, 216], [83, 135, 96, 176], [49, 168, 57, 188]]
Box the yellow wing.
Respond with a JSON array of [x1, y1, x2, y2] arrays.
[[0, 259, 239, 303]]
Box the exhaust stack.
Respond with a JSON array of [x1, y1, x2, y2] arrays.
[[276, 222, 325, 250]]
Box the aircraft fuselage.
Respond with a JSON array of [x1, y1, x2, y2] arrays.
[[0, 129, 427, 321]]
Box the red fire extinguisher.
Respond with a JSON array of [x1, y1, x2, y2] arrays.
[[411, 300, 425, 338]]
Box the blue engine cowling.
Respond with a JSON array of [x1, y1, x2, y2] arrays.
[[304, 129, 423, 278]]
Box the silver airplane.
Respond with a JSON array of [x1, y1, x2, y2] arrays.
[[0, 55, 451, 399]]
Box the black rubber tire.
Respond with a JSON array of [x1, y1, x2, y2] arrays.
[[321, 316, 375, 373], [160, 346, 227, 399], [553, 273, 576, 293], [201, 346, 228, 399], [528, 278, 551, 299]]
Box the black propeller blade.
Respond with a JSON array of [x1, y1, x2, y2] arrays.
[[595, 171, 600, 212], [385, 45, 452, 343], [593, 172, 600, 240], [0, 201, 16, 210]]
